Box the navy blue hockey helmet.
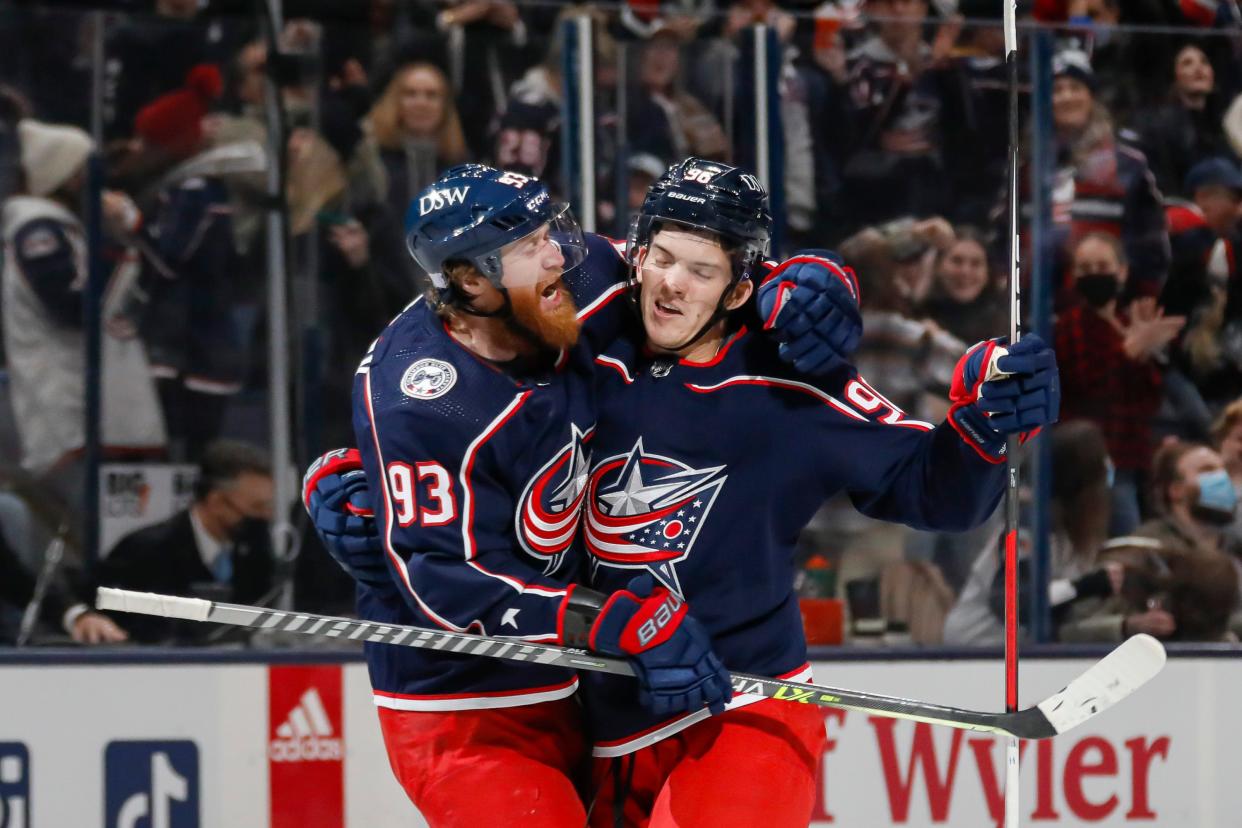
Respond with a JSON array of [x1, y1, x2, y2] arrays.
[[404, 164, 587, 295], [627, 157, 773, 285]]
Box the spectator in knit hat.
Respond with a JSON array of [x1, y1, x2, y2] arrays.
[[1013, 49, 1170, 309], [120, 64, 252, 462], [1, 119, 166, 511]]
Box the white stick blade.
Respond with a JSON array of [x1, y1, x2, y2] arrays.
[[1036, 634, 1167, 735], [95, 587, 213, 622]]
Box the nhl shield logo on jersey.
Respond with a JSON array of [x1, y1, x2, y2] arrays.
[[585, 439, 727, 595], [515, 425, 593, 572], [400, 359, 457, 400]]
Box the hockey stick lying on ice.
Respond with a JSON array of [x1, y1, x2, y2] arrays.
[[97, 587, 1165, 739]]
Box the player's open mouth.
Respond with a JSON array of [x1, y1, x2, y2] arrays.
[[654, 300, 682, 318], [539, 279, 563, 309]]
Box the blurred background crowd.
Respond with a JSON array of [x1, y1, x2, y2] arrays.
[[1, 0, 1241, 650]]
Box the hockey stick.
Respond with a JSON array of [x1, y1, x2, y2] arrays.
[[97, 587, 1165, 740], [1002, 1, 1023, 824]]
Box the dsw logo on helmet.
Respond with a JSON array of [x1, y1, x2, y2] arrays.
[[418, 185, 470, 216]]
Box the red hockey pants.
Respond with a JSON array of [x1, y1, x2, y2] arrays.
[[377, 696, 587, 827], [589, 699, 827, 827]]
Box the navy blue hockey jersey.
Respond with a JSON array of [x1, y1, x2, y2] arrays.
[[581, 320, 1007, 755], [352, 233, 628, 711]]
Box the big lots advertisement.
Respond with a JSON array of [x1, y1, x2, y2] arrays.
[[0, 655, 1237, 826]]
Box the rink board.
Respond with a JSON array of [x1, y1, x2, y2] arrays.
[[0, 653, 1236, 827]]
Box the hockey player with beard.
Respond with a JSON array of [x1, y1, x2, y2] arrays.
[[325, 163, 634, 825]]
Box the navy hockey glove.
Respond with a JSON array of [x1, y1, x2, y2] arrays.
[[757, 250, 862, 376], [948, 334, 1060, 463], [302, 448, 390, 590], [589, 576, 733, 718]]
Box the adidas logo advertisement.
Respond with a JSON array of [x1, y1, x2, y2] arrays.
[[269, 688, 342, 762], [268, 666, 344, 828]]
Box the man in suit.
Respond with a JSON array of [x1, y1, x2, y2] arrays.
[[95, 439, 274, 643]]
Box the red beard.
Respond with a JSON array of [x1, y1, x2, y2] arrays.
[[507, 280, 581, 350]]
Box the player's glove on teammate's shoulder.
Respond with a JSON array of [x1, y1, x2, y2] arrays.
[[949, 334, 1061, 463], [757, 249, 862, 376], [302, 448, 392, 590], [588, 575, 733, 718]]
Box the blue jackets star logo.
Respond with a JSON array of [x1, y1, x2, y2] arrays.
[[515, 424, 593, 572], [585, 439, 727, 595]]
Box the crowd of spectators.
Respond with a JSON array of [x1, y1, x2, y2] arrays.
[[0, 0, 1241, 646]]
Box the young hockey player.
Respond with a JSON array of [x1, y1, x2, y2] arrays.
[[576, 158, 1056, 826]]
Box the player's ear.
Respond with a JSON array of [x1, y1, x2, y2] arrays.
[[723, 278, 752, 312], [455, 268, 488, 299]]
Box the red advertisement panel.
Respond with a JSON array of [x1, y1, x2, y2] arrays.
[[268, 665, 344, 827]]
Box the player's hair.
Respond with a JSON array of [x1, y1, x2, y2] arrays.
[[194, 439, 272, 501], [367, 62, 468, 165], [429, 260, 481, 318], [1211, 398, 1242, 447]]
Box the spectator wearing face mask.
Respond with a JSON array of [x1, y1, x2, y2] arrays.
[[93, 439, 274, 643], [1134, 440, 1242, 636], [1143, 440, 1240, 549], [1055, 232, 1186, 534]]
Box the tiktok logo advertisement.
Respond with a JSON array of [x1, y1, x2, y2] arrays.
[[104, 741, 199, 828], [268, 665, 344, 828], [0, 743, 29, 828]]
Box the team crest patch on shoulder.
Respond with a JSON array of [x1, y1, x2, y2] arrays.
[[400, 359, 457, 400]]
